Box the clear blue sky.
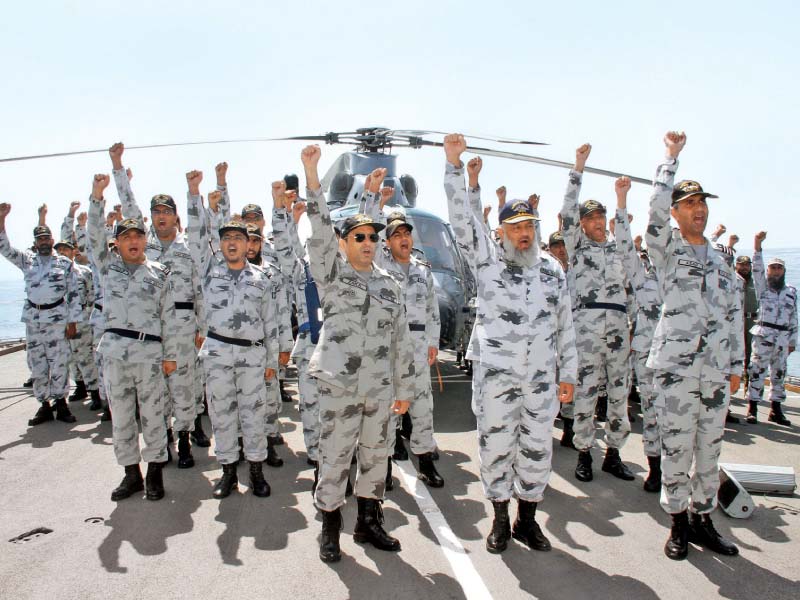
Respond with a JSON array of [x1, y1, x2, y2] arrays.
[[1, 0, 798, 279]]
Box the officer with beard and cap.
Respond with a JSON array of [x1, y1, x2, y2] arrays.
[[559, 144, 635, 484], [186, 171, 281, 500], [109, 142, 210, 469], [646, 131, 743, 561], [88, 174, 179, 502], [745, 232, 797, 426], [301, 144, 415, 564], [444, 134, 577, 555], [735, 255, 759, 394], [0, 206, 81, 426]]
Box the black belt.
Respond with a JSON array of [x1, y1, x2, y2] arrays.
[[760, 321, 789, 332], [409, 324, 426, 332], [27, 298, 64, 310], [94, 303, 104, 311], [207, 330, 263, 348], [105, 328, 162, 342], [175, 302, 195, 310], [578, 302, 627, 313]]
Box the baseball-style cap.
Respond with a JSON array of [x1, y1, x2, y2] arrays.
[[579, 199, 606, 218], [671, 180, 718, 205], [549, 231, 565, 246], [150, 194, 177, 211], [219, 220, 248, 238], [735, 255, 752, 265], [768, 257, 786, 268], [340, 214, 386, 238], [245, 223, 263, 239], [241, 204, 263, 217], [114, 218, 146, 238], [499, 200, 540, 224], [54, 239, 74, 250], [33, 225, 53, 238], [283, 174, 300, 192]]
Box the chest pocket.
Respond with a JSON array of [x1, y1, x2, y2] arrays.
[[140, 275, 164, 297], [242, 280, 267, 306], [540, 270, 560, 306], [716, 270, 731, 292], [674, 258, 704, 293]]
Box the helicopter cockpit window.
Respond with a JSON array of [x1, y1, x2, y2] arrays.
[[406, 216, 459, 273], [329, 172, 355, 208]]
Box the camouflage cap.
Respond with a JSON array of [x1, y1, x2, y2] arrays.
[[283, 173, 300, 192], [33, 225, 52, 238], [115, 218, 147, 238], [54, 239, 74, 249], [548, 231, 565, 246], [219, 220, 248, 238], [768, 257, 786, 268], [241, 203, 263, 217], [386, 215, 413, 239], [150, 194, 177, 211], [735, 255, 752, 265], [340, 213, 385, 238], [245, 223, 263, 239], [499, 200, 540, 224], [579, 199, 606, 218], [671, 180, 718, 205]]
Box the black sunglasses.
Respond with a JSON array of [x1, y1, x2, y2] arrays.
[[352, 233, 380, 243]]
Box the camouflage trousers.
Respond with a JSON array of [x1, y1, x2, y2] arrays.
[[653, 370, 728, 515], [264, 378, 281, 438], [747, 334, 789, 403], [295, 353, 321, 462], [91, 323, 107, 402], [26, 322, 69, 403], [633, 350, 660, 458], [104, 358, 168, 466], [194, 354, 206, 414], [68, 322, 99, 390], [164, 335, 199, 433], [472, 362, 559, 503], [389, 365, 436, 455], [572, 327, 631, 451], [314, 380, 392, 512], [203, 356, 267, 465]]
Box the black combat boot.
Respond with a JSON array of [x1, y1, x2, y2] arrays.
[[69, 380, 87, 402], [213, 463, 238, 499], [643, 455, 662, 493], [28, 401, 54, 426], [385, 458, 394, 492], [601, 447, 635, 481], [595, 394, 608, 422], [23, 377, 33, 388], [512, 500, 551, 551], [191, 415, 211, 447], [110, 464, 144, 501], [400, 412, 413, 440], [177, 431, 195, 469], [88, 389, 102, 411], [280, 379, 292, 403], [485, 500, 511, 554], [311, 461, 320, 494], [664, 511, 689, 560], [574, 450, 593, 482], [392, 430, 408, 460], [560, 418, 576, 449], [689, 513, 739, 556], [54, 398, 77, 423], [455, 351, 462, 366], [145, 462, 165, 501], [248, 461, 271, 497], [725, 410, 740, 424], [353, 497, 401, 551], [270, 432, 285, 446], [165, 428, 174, 464], [265, 437, 284, 468], [319, 508, 343, 563], [746, 400, 758, 424], [100, 403, 112, 422], [768, 401, 792, 426], [417, 452, 444, 488]]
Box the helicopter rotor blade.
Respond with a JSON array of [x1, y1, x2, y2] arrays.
[[388, 129, 548, 146]]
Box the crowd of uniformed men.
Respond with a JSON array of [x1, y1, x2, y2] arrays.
[[0, 131, 796, 563]]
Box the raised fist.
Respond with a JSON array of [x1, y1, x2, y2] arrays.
[[467, 156, 483, 184], [615, 176, 631, 196], [208, 190, 222, 213], [109, 142, 124, 168], [38, 203, 48, 217], [528, 194, 540, 210], [755, 231, 767, 242], [713, 224, 726, 238], [664, 131, 687, 159], [113, 204, 123, 221], [77, 212, 88, 227], [126, 167, 133, 181], [728, 234, 739, 248], [272, 180, 287, 208], [574, 143, 592, 172], [634, 234, 643, 251], [301, 145, 321, 167], [215, 162, 228, 185], [285, 189, 298, 206], [292, 200, 306, 222], [0, 203, 10, 218], [367, 168, 387, 194], [68, 201, 81, 217], [379, 186, 394, 209], [444, 133, 467, 166], [496, 186, 507, 208], [92, 174, 111, 199], [186, 170, 203, 195], [483, 206, 491, 223]]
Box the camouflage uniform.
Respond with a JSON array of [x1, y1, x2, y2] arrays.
[[746, 252, 798, 404], [88, 198, 179, 466], [186, 194, 280, 465], [0, 230, 81, 404], [645, 159, 744, 515], [305, 187, 415, 512], [445, 163, 577, 502], [113, 170, 205, 434], [738, 268, 759, 380], [614, 208, 662, 458], [560, 171, 631, 452], [80, 218, 111, 408]]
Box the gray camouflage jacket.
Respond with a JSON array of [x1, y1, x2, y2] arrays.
[[750, 250, 798, 346]]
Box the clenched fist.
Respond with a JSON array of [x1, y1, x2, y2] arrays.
[[186, 170, 203, 195], [444, 133, 467, 166], [664, 131, 687, 159]]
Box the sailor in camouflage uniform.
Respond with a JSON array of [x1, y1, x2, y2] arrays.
[[88, 174, 179, 502], [109, 143, 210, 468], [745, 232, 797, 425], [443, 134, 577, 554], [645, 132, 743, 560], [301, 144, 416, 563], [0, 207, 81, 426], [186, 170, 280, 500]]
